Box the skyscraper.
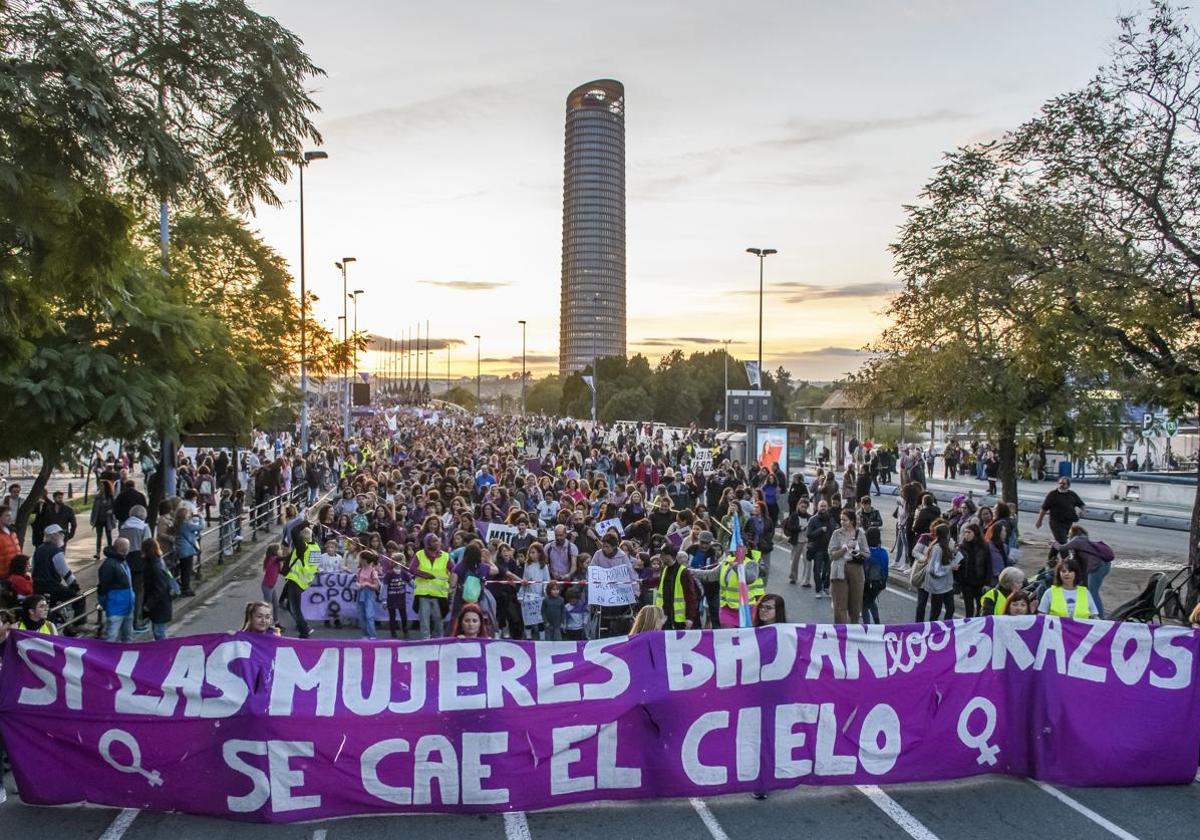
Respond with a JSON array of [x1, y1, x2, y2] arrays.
[[559, 79, 626, 376]]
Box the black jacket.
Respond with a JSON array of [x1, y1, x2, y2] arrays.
[[806, 511, 832, 558], [142, 558, 175, 624]]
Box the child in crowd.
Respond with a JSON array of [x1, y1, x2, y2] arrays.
[[863, 526, 889, 624], [355, 550, 381, 639], [563, 585, 588, 640], [261, 543, 282, 622], [541, 581, 566, 641], [384, 552, 411, 639]]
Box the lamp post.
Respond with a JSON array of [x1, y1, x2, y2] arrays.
[[349, 289, 364, 424], [592, 294, 599, 424], [446, 344, 451, 396], [275, 149, 327, 453], [425, 319, 431, 394], [722, 339, 731, 431], [745, 247, 777, 378], [336, 315, 346, 410], [335, 257, 356, 437], [473, 334, 481, 409], [518, 320, 527, 416]]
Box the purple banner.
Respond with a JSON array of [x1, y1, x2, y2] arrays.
[[1, 618, 1198, 823]]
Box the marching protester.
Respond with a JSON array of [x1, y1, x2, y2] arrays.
[[1038, 557, 1100, 618]]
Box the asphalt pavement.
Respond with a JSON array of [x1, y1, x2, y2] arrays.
[[2, 541, 1198, 839]]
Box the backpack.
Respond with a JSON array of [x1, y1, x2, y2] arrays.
[[909, 544, 930, 589], [1089, 540, 1115, 562], [462, 574, 483, 604]]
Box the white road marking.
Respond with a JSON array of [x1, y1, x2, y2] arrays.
[[98, 808, 140, 840], [1195, 768, 1200, 784], [311, 830, 327, 840], [1031, 780, 1141, 840], [857, 785, 941, 840], [689, 797, 731, 840], [503, 811, 533, 840], [884, 586, 918, 603]]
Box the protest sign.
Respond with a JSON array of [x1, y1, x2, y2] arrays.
[[691, 449, 712, 472], [594, 518, 624, 538], [300, 571, 389, 622], [587, 564, 639, 607], [2, 619, 1198, 824], [486, 524, 520, 546], [525, 458, 544, 476]]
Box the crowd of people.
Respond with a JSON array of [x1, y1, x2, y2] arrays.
[[0, 404, 1139, 645]]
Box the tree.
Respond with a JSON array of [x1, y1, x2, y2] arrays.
[[1004, 1, 1200, 584], [443, 387, 478, 412], [601, 388, 652, 423], [526, 376, 564, 416]]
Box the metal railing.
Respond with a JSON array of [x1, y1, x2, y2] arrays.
[[49, 481, 328, 636]]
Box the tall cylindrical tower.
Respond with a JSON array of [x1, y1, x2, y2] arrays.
[[559, 79, 626, 377]]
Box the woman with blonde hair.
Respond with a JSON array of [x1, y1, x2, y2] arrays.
[[629, 604, 666, 635]]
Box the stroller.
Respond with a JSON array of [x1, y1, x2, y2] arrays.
[[1109, 566, 1194, 624]]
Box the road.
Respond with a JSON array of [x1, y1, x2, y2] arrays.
[[2, 541, 1197, 839]]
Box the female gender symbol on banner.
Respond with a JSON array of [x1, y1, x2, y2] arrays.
[[957, 697, 1000, 766], [99, 728, 163, 787]]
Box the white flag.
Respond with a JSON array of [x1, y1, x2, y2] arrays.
[[582, 375, 595, 393], [744, 361, 762, 388]]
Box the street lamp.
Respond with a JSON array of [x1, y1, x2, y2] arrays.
[[275, 148, 327, 453], [473, 335, 482, 408], [722, 339, 732, 431], [349, 289, 364, 424], [745, 247, 777, 379], [336, 316, 346, 410], [592, 294, 600, 424], [518, 320, 527, 416], [335, 257, 356, 436]]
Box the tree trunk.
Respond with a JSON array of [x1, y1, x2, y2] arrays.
[[1188, 453, 1199, 610], [15, 456, 55, 543], [998, 425, 1019, 508]]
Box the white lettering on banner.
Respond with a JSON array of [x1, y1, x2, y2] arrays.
[[586, 565, 638, 607], [343, 648, 392, 715], [269, 647, 339, 716], [15, 636, 58, 706], [714, 628, 761, 688], [535, 642, 583, 704], [439, 643, 487, 711], [1150, 626, 1193, 689], [414, 735, 458, 805], [461, 732, 509, 805], [361, 739, 412, 805], [582, 639, 631, 701], [551, 725, 596, 794], [666, 631, 715, 691], [687, 703, 903, 784], [63, 646, 86, 710], [485, 642, 535, 708], [1067, 621, 1108, 683], [390, 647, 439, 713], [222, 740, 321, 814]]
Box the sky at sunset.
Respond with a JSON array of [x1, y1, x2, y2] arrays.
[[247, 0, 1152, 381]]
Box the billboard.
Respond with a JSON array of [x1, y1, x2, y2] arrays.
[[755, 426, 787, 475]]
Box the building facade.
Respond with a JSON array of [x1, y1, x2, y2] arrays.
[[559, 79, 627, 376]]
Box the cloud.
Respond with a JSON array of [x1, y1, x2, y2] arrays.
[[366, 334, 465, 351], [636, 337, 726, 347], [417, 280, 512, 291], [481, 354, 558, 364], [729, 281, 897, 302], [634, 110, 973, 195]]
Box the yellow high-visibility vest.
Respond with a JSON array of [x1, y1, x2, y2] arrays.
[[285, 543, 319, 590], [414, 550, 450, 599], [654, 566, 688, 623], [1048, 586, 1091, 618]]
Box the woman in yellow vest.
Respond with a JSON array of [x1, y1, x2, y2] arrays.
[[980, 566, 1028, 616], [1037, 557, 1098, 619], [15, 594, 57, 634], [282, 527, 319, 638], [692, 542, 763, 628], [652, 547, 698, 629], [412, 532, 451, 639]]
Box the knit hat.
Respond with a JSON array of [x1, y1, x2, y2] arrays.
[[698, 530, 714, 543]]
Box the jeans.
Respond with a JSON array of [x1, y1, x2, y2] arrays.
[[261, 584, 279, 621], [789, 541, 811, 584], [417, 595, 445, 639], [813, 553, 831, 594], [357, 589, 378, 639], [863, 580, 885, 623], [104, 612, 134, 642], [1087, 560, 1111, 618], [284, 580, 310, 636], [928, 591, 955, 621], [152, 622, 168, 640], [914, 588, 929, 622]]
